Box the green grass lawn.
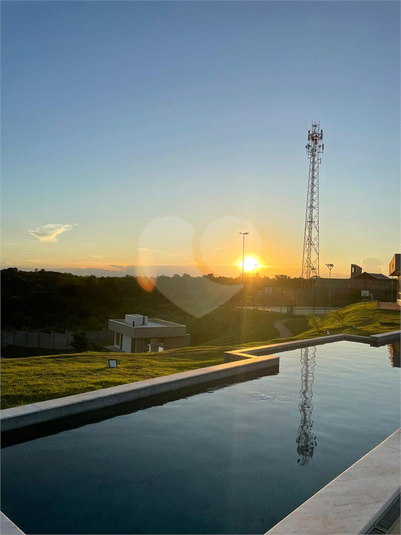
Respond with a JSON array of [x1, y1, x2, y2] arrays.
[[281, 317, 310, 336], [1, 347, 223, 409], [285, 301, 399, 340], [1, 301, 399, 409]]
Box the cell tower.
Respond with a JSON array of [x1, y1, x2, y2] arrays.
[[302, 122, 324, 279]]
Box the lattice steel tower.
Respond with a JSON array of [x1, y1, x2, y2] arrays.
[[302, 122, 324, 279]]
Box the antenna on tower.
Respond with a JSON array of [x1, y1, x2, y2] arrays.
[[302, 122, 324, 279]]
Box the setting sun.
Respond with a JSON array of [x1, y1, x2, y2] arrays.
[[238, 256, 262, 272]]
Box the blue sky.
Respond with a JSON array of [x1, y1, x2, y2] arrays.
[[1, 1, 400, 278]]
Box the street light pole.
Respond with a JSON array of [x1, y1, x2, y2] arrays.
[[253, 263, 258, 310], [239, 232, 249, 284], [238, 232, 249, 343], [311, 267, 316, 314], [326, 263, 334, 312]]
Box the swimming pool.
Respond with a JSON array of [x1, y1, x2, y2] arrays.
[[2, 341, 400, 534]]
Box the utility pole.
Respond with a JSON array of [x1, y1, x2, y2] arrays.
[[302, 122, 324, 279], [239, 232, 249, 344]]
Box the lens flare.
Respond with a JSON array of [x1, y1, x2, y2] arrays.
[[237, 256, 262, 272]]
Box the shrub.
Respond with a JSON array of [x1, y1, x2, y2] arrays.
[[70, 331, 91, 352]]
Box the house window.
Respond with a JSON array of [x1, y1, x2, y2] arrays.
[[116, 332, 121, 347]]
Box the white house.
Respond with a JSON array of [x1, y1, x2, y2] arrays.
[[108, 314, 190, 353]]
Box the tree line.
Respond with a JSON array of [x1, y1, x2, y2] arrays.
[[1, 268, 309, 332]]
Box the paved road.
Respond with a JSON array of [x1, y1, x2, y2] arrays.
[[273, 319, 293, 338]]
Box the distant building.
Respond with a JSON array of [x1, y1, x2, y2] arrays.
[[350, 264, 362, 278], [108, 314, 190, 353], [350, 264, 390, 282], [304, 264, 394, 304], [389, 254, 400, 305], [352, 272, 391, 282], [346, 263, 392, 298]]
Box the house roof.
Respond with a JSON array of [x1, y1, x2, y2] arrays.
[[354, 272, 390, 280]]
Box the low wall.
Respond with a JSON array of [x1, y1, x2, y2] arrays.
[[224, 334, 346, 362], [1, 330, 69, 350], [370, 330, 401, 346], [1, 329, 113, 351], [224, 332, 400, 362]]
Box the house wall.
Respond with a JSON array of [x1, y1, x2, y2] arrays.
[[108, 319, 187, 339], [125, 314, 148, 326], [133, 325, 187, 338], [108, 317, 189, 353], [122, 335, 132, 353], [163, 334, 190, 350], [134, 339, 147, 353]]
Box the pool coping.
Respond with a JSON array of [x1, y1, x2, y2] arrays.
[[1, 512, 25, 535], [224, 331, 400, 361], [265, 428, 401, 535], [0, 353, 280, 432]]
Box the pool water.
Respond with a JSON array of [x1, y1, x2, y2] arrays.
[[2, 341, 400, 534]]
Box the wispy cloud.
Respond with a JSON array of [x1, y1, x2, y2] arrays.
[[28, 224, 74, 243]]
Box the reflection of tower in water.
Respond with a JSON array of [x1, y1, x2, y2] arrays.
[[296, 346, 317, 465], [388, 341, 400, 368]]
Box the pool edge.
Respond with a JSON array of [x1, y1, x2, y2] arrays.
[[265, 428, 401, 535], [0, 354, 279, 432], [224, 331, 400, 361], [1, 512, 25, 535]]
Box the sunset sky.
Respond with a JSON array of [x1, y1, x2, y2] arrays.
[[2, 1, 399, 279]]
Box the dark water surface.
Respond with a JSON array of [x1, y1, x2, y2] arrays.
[[2, 341, 400, 534]]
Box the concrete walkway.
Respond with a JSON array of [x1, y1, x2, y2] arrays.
[[273, 319, 293, 338]]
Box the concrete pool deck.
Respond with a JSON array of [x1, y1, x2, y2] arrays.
[[1, 512, 25, 535], [265, 428, 400, 535]]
